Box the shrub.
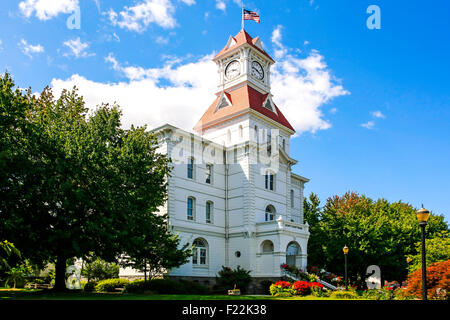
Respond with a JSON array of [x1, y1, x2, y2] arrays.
[[123, 278, 209, 295], [214, 266, 252, 294], [123, 279, 147, 293], [361, 288, 394, 300], [393, 287, 414, 300], [179, 279, 209, 295], [269, 281, 291, 296], [274, 291, 292, 297], [146, 279, 187, 294], [311, 286, 330, 298], [259, 280, 273, 295], [83, 281, 98, 292], [94, 278, 129, 292], [329, 290, 359, 300], [291, 281, 311, 296], [81, 257, 119, 282], [405, 259, 450, 300]]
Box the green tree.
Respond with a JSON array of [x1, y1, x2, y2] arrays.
[[305, 192, 448, 287], [5, 262, 33, 288], [406, 231, 450, 273], [303, 193, 326, 267], [81, 257, 120, 282], [0, 241, 21, 271], [122, 229, 192, 281], [0, 73, 190, 291]]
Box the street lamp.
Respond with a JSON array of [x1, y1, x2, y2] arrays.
[[343, 245, 349, 291], [416, 205, 430, 301]]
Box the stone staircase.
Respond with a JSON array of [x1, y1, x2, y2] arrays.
[[282, 270, 338, 291]]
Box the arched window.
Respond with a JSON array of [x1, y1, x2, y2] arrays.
[[254, 125, 258, 142], [282, 138, 286, 150], [265, 171, 275, 191], [192, 238, 208, 265], [187, 157, 194, 179], [261, 240, 274, 253], [187, 197, 196, 220], [265, 205, 276, 221], [206, 201, 213, 224]]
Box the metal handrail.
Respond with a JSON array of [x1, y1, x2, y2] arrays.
[[281, 269, 337, 291]]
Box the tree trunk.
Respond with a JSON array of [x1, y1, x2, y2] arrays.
[[54, 255, 67, 291], [144, 258, 147, 282]]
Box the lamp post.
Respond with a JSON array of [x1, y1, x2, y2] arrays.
[[416, 205, 430, 301], [343, 245, 349, 291]]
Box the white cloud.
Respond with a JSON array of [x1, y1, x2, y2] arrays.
[[19, 0, 78, 20], [271, 25, 287, 59], [216, 1, 226, 11], [330, 107, 337, 114], [270, 26, 349, 135], [371, 110, 385, 119], [63, 38, 94, 58], [52, 54, 217, 131], [0, 39, 3, 51], [361, 121, 375, 129], [50, 27, 348, 136], [18, 39, 44, 58], [107, 0, 184, 32], [155, 36, 169, 44]]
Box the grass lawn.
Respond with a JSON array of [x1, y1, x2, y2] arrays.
[[0, 288, 341, 300]]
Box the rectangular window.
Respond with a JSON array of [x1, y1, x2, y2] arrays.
[[192, 248, 198, 264], [205, 164, 212, 184], [187, 197, 194, 220], [187, 158, 194, 179], [291, 189, 294, 208], [200, 248, 207, 265], [265, 173, 268, 189], [265, 173, 274, 190], [206, 202, 212, 223]]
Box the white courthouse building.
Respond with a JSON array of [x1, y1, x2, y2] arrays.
[[120, 29, 310, 288]]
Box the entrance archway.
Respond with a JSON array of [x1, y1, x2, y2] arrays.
[[286, 241, 301, 267]]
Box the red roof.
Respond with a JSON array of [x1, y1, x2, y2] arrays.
[[194, 84, 295, 133], [214, 29, 274, 62]]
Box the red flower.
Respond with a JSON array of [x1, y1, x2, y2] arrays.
[[274, 281, 291, 288], [281, 264, 288, 269], [310, 282, 324, 289], [292, 281, 311, 295]]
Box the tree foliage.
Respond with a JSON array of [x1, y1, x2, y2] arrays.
[[0, 73, 190, 290], [81, 257, 119, 282], [405, 259, 450, 300], [304, 192, 449, 288], [406, 231, 450, 273]]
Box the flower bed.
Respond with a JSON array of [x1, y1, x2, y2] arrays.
[[270, 280, 326, 297]]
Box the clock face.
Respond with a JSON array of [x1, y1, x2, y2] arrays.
[[225, 60, 241, 80], [251, 61, 264, 80]]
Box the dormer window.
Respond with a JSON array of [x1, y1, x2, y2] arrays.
[[215, 92, 231, 111], [264, 98, 273, 111], [217, 97, 229, 110]]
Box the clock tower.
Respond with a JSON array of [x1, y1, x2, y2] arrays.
[[214, 29, 274, 94], [194, 29, 294, 143]]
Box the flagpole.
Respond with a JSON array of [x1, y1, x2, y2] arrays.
[[241, 2, 244, 30]]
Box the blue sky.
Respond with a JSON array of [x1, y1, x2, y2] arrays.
[[1, 0, 449, 221]]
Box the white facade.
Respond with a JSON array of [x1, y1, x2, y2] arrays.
[[119, 29, 310, 280]]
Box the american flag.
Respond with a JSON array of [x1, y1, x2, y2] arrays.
[[243, 9, 260, 23]]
